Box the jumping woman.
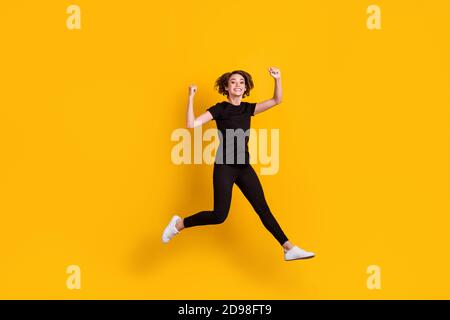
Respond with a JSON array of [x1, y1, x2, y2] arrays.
[[162, 67, 315, 261]]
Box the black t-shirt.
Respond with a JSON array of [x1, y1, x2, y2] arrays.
[[207, 101, 257, 165]]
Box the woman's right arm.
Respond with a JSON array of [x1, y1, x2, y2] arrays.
[[186, 84, 213, 128]]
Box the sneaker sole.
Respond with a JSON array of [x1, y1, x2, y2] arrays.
[[284, 255, 315, 261], [162, 216, 180, 243]]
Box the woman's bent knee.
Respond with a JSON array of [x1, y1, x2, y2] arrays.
[[213, 211, 228, 224]]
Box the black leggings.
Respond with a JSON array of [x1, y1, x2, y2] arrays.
[[183, 163, 289, 246]]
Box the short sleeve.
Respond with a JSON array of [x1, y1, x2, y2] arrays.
[[247, 102, 257, 116], [207, 102, 224, 120]]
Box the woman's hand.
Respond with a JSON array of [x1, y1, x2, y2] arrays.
[[189, 84, 197, 97], [268, 67, 281, 79]]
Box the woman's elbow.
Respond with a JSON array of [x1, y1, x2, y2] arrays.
[[187, 118, 203, 128], [187, 121, 199, 129]]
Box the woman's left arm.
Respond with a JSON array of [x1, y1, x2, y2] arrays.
[[254, 66, 282, 115]]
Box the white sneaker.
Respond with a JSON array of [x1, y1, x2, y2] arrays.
[[162, 215, 181, 244], [284, 246, 315, 261]]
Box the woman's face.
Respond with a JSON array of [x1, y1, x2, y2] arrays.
[[226, 74, 246, 97]]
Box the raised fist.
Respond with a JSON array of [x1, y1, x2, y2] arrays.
[[189, 84, 197, 97]]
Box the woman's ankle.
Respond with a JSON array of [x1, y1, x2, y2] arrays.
[[175, 218, 185, 231], [282, 241, 294, 251]]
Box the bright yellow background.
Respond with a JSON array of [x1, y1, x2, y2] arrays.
[[1, 0, 449, 299]]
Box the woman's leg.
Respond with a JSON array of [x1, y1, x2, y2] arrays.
[[183, 164, 237, 228], [235, 165, 289, 246]]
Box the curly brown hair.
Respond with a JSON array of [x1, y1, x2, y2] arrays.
[[214, 70, 254, 98]]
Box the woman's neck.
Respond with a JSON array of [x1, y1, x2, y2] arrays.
[[227, 97, 242, 106]]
